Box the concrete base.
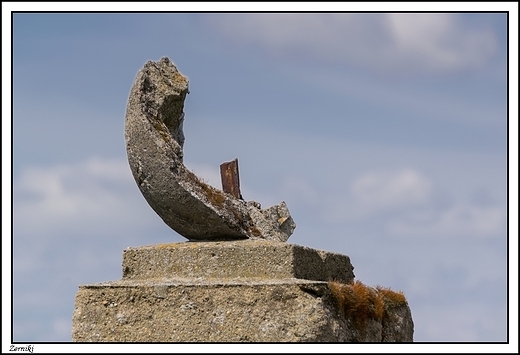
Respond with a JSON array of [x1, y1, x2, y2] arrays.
[[72, 241, 413, 342]]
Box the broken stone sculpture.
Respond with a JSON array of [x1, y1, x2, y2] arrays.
[[125, 57, 296, 242]]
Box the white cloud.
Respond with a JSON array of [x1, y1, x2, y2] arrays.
[[205, 13, 499, 74], [316, 168, 434, 225], [386, 13, 498, 72], [388, 204, 506, 239], [12, 157, 170, 283], [316, 164, 506, 243], [351, 168, 432, 214], [13, 157, 154, 237]]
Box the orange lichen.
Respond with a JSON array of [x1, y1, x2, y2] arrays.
[[187, 169, 226, 207], [201, 183, 226, 206], [375, 285, 407, 309]]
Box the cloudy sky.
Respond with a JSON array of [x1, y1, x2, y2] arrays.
[[6, 4, 518, 349]]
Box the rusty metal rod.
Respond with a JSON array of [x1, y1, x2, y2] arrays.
[[220, 158, 243, 199]]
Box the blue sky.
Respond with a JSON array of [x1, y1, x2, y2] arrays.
[[5, 4, 519, 350]]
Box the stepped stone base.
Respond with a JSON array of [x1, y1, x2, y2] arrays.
[[72, 240, 413, 342]]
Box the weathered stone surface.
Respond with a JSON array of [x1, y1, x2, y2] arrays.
[[72, 279, 413, 342], [121, 240, 355, 283], [124, 57, 295, 241], [72, 280, 349, 342], [72, 241, 413, 342], [381, 299, 415, 342], [328, 281, 414, 342]]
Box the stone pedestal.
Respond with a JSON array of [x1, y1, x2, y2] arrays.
[[72, 240, 413, 342]]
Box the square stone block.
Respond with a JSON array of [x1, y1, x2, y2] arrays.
[[121, 240, 354, 283]]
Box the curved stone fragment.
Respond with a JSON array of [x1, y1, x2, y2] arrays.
[[125, 57, 296, 241]]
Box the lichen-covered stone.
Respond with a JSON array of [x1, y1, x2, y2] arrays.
[[124, 57, 295, 241]]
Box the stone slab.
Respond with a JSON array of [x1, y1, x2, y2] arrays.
[[72, 279, 413, 342], [72, 280, 344, 342], [121, 240, 355, 283]]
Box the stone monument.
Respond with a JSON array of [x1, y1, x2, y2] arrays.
[[72, 57, 413, 342]]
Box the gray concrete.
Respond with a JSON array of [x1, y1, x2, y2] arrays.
[[121, 240, 355, 283], [73, 280, 350, 342], [72, 241, 413, 342]]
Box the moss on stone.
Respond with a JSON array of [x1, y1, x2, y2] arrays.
[[328, 280, 408, 339]]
